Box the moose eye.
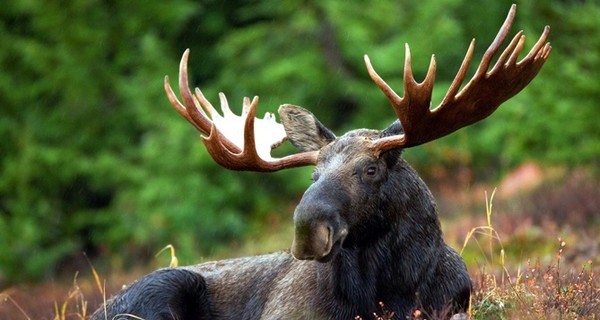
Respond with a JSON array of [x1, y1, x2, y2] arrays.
[[366, 166, 377, 176]]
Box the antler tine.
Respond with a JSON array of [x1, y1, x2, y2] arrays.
[[218, 92, 234, 117], [364, 55, 401, 107], [195, 87, 221, 120], [404, 46, 437, 133], [178, 50, 213, 135], [368, 4, 551, 153], [165, 75, 196, 128], [165, 50, 319, 172], [526, 25, 551, 61], [474, 4, 517, 79], [441, 39, 475, 106]]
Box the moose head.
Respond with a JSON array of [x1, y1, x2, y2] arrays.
[[94, 5, 550, 319]]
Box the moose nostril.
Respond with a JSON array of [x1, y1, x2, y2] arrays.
[[313, 224, 330, 252], [291, 221, 335, 260], [313, 223, 334, 258]]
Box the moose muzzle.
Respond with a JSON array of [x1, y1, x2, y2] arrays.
[[291, 182, 349, 262]]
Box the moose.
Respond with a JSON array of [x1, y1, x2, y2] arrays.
[[93, 5, 550, 320]]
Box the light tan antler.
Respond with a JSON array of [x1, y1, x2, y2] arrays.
[[365, 4, 551, 153], [164, 49, 318, 171]]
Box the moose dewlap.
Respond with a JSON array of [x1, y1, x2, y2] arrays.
[[93, 5, 550, 320]]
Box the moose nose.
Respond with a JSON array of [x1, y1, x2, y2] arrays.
[[291, 221, 333, 260]]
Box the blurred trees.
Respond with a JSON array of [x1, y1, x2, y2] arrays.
[[0, 0, 598, 283]]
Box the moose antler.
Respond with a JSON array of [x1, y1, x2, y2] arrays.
[[366, 4, 551, 153], [164, 49, 318, 171], [166, 5, 549, 171]]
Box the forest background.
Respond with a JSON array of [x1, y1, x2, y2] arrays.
[[0, 0, 598, 310]]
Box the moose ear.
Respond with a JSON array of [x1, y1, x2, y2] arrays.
[[380, 120, 404, 166], [278, 104, 336, 152], [381, 119, 404, 138]]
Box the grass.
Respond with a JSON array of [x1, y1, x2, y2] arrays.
[[0, 273, 91, 320], [1, 185, 599, 319], [457, 191, 600, 319], [468, 241, 599, 319]]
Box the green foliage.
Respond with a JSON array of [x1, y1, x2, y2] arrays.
[[0, 0, 199, 282], [1, 0, 598, 283]]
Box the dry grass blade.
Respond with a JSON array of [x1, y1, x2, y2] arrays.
[[0, 291, 31, 320], [52, 272, 88, 320], [156, 244, 179, 268]]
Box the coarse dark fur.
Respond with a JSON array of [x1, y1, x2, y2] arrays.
[[92, 106, 471, 320]]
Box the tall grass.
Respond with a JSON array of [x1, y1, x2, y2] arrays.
[[462, 191, 599, 319]]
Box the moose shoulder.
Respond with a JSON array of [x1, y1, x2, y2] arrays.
[[93, 5, 550, 320]]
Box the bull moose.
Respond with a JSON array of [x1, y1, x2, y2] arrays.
[[92, 5, 550, 320]]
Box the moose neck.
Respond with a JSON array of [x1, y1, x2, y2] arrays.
[[315, 160, 444, 315]]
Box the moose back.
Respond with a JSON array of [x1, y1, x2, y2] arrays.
[[92, 5, 550, 320]]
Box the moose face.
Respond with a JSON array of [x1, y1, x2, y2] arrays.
[[281, 106, 402, 262]]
